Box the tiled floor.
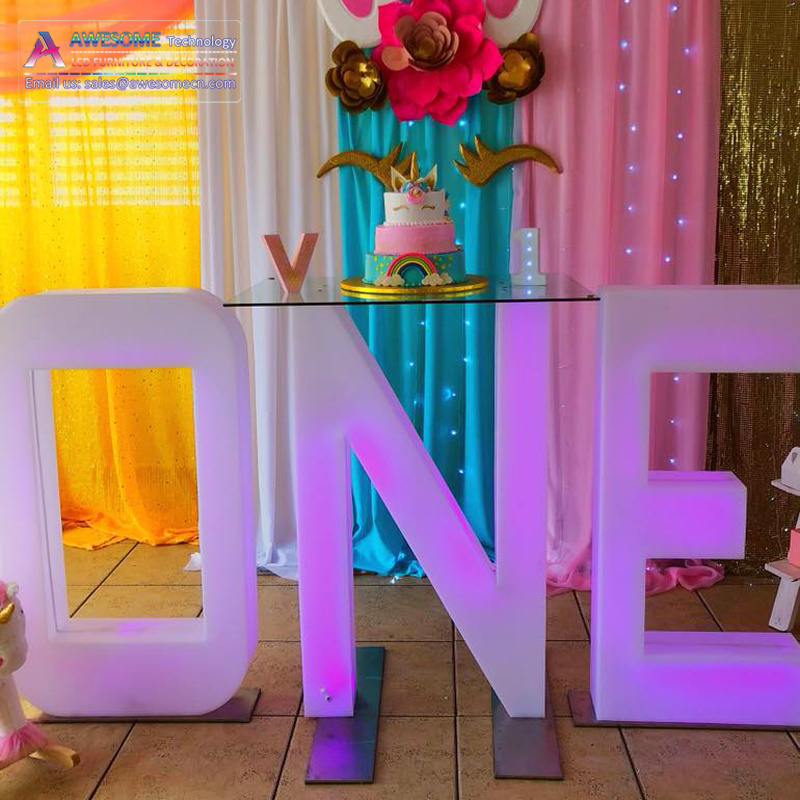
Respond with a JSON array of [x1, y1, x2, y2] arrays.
[[3, 544, 800, 798]]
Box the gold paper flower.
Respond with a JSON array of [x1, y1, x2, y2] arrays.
[[485, 33, 546, 105], [326, 41, 387, 114]]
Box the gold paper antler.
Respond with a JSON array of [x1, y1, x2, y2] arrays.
[[317, 144, 419, 191], [454, 135, 561, 186]]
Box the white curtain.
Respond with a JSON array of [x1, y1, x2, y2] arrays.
[[196, 0, 339, 575]]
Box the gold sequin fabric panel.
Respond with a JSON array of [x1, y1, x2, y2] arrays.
[[707, 0, 800, 573]]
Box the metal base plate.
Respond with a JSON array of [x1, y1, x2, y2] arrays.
[[33, 687, 261, 724], [306, 646, 385, 784], [569, 690, 800, 732], [491, 690, 563, 780]]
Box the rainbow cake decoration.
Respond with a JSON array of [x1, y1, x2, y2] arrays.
[[364, 163, 466, 291]]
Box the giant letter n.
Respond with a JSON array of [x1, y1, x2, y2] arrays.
[[289, 304, 549, 719]]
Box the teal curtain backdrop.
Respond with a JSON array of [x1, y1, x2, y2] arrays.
[[337, 95, 514, 576]]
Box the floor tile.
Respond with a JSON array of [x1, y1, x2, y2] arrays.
[[547, 641, 590, 718], [700, 584, 795, 634], [299, 641, 454, 718], [93, 717, 292, 800], [354, 574, 431, 586], [0, 722, 130, 800], [578, 588, 719, 634], [103, 543, 201, 586], [457, 717, 640, 799], [717, 574, 778, 585], [243, 641, 302, 716], [276, 716, 455, 800], [258, 571, 297, 585], [643, 589, 720, 631], [455, 640, 590, 719], [62, 541, 135, 586], [624, 728, 800, 800], [256, 572, 430, 587], [258, 585, 300, 641], [456, 592, 587, 645], [74, 585, 201, 618], [455, 641, 490, 717], [378, 641, 454, 717], [548, 592, 588, 641], [66, 585, 96, 616], [355, 586, 452, 642]]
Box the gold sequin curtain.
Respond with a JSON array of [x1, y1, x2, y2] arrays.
[[707, 0, 800, 573]]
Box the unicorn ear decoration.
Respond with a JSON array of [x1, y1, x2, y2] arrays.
[[0, 581, 79, 771], [390, 165, 412, 193], [316, 0, 545, 50], [421, 165, 438, 191]]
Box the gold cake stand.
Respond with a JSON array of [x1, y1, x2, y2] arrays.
[[341, 275, 488, 298]]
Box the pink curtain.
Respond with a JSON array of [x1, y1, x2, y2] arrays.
[[511, 0, 722, 592]]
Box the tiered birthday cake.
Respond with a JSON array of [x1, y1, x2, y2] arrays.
[[364, 164, 466, 290]]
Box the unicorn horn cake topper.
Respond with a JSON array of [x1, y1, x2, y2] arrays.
[[390, 164, 438, 198], [0, 582, 79, 771]]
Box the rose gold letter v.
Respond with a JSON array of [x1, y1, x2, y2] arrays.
[[262, 233, 319, 295]]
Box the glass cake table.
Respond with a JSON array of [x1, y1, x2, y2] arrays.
[[225, 273, 597, 307], [224, 273, 598, 785]]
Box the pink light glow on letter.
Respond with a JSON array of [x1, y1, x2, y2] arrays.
[[592, 286, 800, 727], [0, 289, 256, 717], [289, 304, 550, 719]]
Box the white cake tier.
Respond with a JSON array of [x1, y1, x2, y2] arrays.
[[384, 190, 448, 225]]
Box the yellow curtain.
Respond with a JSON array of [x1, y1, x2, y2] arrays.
[[0, 1, 200, 549]]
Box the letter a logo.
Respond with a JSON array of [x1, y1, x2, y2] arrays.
[[24, 32, 65, 69]]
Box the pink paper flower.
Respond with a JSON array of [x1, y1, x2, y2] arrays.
[[406, 185, 426, 204], [373, 0, 503, 126]]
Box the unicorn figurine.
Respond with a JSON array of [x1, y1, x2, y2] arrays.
[[0, 582, 78, 770]]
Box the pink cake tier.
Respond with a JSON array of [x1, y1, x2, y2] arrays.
[[374, 221, 456, 255]]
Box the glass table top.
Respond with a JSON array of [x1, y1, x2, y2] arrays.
[[224, 273, 598, 307]]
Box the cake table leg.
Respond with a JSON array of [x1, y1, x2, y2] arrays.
[[288, 305, 376, 784], [492, 301, 562, 780]]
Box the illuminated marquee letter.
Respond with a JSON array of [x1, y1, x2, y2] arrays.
[[306, 0, 551, 718], [289, 304, 549, 719], [0, 289, 256, 717], [592, 286, 800, 726]]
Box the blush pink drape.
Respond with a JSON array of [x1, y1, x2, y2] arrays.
[[511, 0, 722, 592]]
